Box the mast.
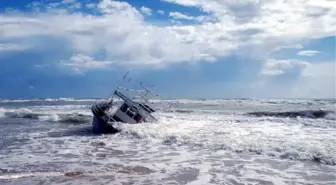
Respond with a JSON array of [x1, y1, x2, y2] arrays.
[[100, 71, 130, 106]]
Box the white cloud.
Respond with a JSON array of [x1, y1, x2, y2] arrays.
[[273, 44, 303, 52], [164, 0, 336, 38], [257, 59, 335, 98], [157, 10, 164, 15], [169, 12, 194, 20], [0, 0, 334, 98], [59, 54, 113, 74], [0, 43, 29, 52], [292, 62, 335, 98], [140, 6, 152, 16], [62, 0, 77, 4], [302, 61, 335, 78], [44, 0, 80, 9], [72, 2, 81, 9], [0, 0, 335, 69], [261, 58, 310, 76], [86, 3, 96, 9], [169, 12, 216, 23], [297, 50, 321, 56], [97, 0, 142, 18]]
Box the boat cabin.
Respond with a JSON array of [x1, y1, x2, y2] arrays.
[[109, 89, 157, 124], [90, 72, 174, 134]]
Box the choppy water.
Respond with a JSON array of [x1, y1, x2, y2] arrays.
[[0, 98, 335, 185]]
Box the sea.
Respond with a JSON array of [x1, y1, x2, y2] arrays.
[[0, 98, 335, 185]]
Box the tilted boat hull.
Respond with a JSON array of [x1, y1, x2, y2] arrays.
[[92, 113, 118, 134], [89, 75, 164, 134]]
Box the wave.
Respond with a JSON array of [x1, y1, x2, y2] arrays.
[[118, 128, 336, 166], [1, 98, 334, 105], [162, 109, 204, 114], [0, 98, 99, 103], [0, 107, 92, 124], [39, 113, 92, 123], [246, 110, 334, 119]]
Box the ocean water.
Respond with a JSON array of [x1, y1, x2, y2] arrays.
[[0, 98, 335, 185]]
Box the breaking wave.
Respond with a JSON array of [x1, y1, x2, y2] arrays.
[[118, 126, 336, 166], [0, 98, 99, 103], [1, 98, 334, 106], [0, 107, 91, 124], [246, 110, 334, 120]]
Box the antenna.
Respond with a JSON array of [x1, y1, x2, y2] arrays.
[[138, 81, 175, 110], [116, 71, 130, 91], [92, 71, 176, 118], [102, 71, 131, 105]]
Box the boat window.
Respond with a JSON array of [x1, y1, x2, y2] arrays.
[[139, 103, 155, 113], [126, 110, 135, 118], [130, 106, 138, 112], [120, 104, 129, 112]]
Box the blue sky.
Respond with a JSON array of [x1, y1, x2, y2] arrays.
[[0, 0, 335, 99]]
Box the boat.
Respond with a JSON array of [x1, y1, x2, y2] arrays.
[[90, 72, 170, 134]]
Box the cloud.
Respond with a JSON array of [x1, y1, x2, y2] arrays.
[[62, 0, 77, 4], [0, 43, 29, 52], [261, 58, 310, 76], [301, 62, 335, 78], [169, 12, 216, 23], [71, 2, 81, 9], [97, 0, 142, 17], [157, 10, 165, 15], [86, 3, 96, 9], [273, 44, 304, 52], [297, 50, 321, 56], [163, 0, 336, 39], [59, 54, 113, 74], [0, 0, 335, 70], [140, 6, 152, 16], [292, 62, 335, 98], [169, 12, 194, 20], [256, 58, 335, 98], [61, 0, 80, 8]]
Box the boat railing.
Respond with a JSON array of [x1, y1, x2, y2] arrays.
[[118, 86, 174, 111], [94, 80, 174, 123], [114, 89, 158, 119], [138, 103, 154, 113]]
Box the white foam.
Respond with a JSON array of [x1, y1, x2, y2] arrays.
[[0, 98, 100, 103], [0, 107, 34, 118], [1, 99, 335, 184], [38, 113, 61, 122], [0, 107, 5, 118], [0, 105, 92, 123], [0, 172, 64, 180], [325, 112, 336, 120], [115, 112, 336, 165]]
